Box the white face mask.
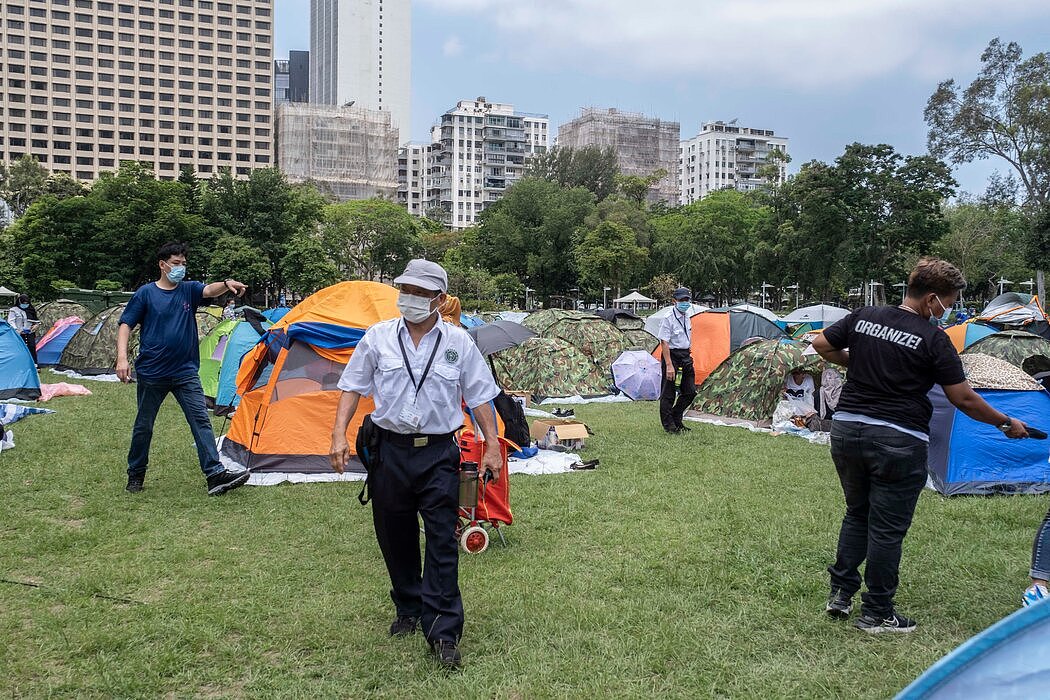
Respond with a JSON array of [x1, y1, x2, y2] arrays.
[[397, 292, 437, 323]]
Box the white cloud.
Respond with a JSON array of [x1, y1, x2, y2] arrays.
[[418, 0, 1049, 88], [442, 35, 464, 57]]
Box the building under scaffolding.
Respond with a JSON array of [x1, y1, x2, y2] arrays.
[[557, 107, 680, 206], [276, 103, 399, 201]]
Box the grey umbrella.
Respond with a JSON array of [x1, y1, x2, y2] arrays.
[[467, 320, 537, 356]]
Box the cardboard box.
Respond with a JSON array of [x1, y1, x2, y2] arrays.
[[530, 418, 589, 451], [506, 391, 530, 410]]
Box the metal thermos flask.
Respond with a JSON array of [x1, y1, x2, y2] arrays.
[[459, 462, 479, 508]]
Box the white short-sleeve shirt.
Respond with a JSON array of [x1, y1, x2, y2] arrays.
[[658, 310, 692, 350], [337, 317, 500, 435]]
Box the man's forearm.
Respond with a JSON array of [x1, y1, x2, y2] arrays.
[[116, 324, 130, 360], [332, 391, 362, 438], [472, 402, 500, 447], [203, 281, 230, 298]]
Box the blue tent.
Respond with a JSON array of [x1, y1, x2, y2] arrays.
[[0, 322, 41, 400], [263, 307, 290, 323], [461, 313, 485, 328], [896, 599, 1050, 698], [928, 383, 1050, 495], [214, 317, 275, 414], [36, 319, 83, 366]]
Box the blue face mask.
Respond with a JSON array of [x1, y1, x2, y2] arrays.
[[165, 263, 187, 284], [676, 301, 691, 313], [929, 296, 952, 327], [19, 303, 29, 310]]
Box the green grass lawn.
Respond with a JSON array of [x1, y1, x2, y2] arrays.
[[1, 379, 1046, 698]]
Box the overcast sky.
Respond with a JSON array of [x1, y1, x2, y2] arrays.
[[275, 0, 1050, 196]]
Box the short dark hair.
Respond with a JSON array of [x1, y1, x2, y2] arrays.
[[17, 294, 29, 304], [157, 242, 189, 262], [906, 257, 967, 298]]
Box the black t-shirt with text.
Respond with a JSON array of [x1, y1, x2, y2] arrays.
[[822, 305, 965, 434]]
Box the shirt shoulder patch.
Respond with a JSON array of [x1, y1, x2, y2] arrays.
[[444, 347, 459, 364]]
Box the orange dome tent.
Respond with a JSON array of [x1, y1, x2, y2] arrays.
[[221, 281, 505, 476], [221, 281, 400, 474]]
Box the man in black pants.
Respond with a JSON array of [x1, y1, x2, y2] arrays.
[[328, 259, 502, 670], [814, 258, 1029, 633], [657, 287, 697, 433]]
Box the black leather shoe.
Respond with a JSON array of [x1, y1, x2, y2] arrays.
[[664, 426, 681, 434], [675, 423, 691, 431], [430, 640, 462, 670], [389, 615, 419, 637], [126, 476, 144, 493]]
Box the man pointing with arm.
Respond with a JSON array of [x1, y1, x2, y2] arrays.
[[329, 259, 501, 671], [116, 242, 249, 496]]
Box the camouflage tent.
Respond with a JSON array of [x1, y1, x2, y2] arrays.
[[491, 337, 612, 399], [59, 304, 139, 375], [523, 309, 631, 374], [37, 299, 92, 330], [692, 339, 824, 423], [196, 309, 221, 340], [623, 328, 659, 353], [963, 330, 1050, 376]]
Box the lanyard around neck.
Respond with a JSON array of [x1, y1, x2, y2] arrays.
[[397, 328, 443, 396], [676, 312, 690, 336]]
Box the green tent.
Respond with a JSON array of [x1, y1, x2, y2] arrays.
[[623, 328, 659, 353], [37, 299, 93, 330], [523, 309, 631, 375], [198, 319, 238, 398], [963, 330, 1050, 376], [692, 339, 824, 423], [59, 304, 139, 375], [789, 322, 817, 340], [491, 337, 612, 399]]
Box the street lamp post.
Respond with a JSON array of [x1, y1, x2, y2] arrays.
[[867, 280, 883, 306], [524, 286, 535, 311], [893, 281, 907, 304], [760, 282, 774, 309], [1022, 278, 1035, 294], [603, 286, 611, 309], [569, 287, 580, 310], [786, 283, 799, 309], [998, 277, 1012, 296]]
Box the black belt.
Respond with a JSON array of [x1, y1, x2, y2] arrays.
[[376, 426, 457, 448]]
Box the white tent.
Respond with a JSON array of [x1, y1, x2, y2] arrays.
[[613, 290, 658, 313], [0, 286, 18, 299], [497, 311, 529, 324], [781, 304, 851, 325], [643, 304, 709, 338], [729, 304, 780, 323]]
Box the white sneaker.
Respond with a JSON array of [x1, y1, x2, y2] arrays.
[[1022, 583, 1049, 608]]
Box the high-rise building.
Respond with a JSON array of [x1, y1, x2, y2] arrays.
[[310, 0, 410, 142], [276, 102, 398, 201], [679, 121, 789, 204], [557, 107, 680, 205], [274, 50, 309, 104], [426, 97, 548, 229], [397, 142, 430, 217], [0, 0, 275, 181]]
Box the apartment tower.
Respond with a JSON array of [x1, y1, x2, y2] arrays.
[[557, 107, 680, 205], [427, 97, 548, 229], [679, 121, 789, 203], [0, 0, 275, 181], [310, 0, 409, 142]]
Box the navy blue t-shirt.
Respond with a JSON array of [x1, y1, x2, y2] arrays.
[[119, 281, 205, 380]]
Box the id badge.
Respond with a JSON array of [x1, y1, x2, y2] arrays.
[[398, 400, 422, 430]]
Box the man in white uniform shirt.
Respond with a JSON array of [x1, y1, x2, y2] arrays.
[[657, 287, 697, 433], [329, 259, 502, 670]]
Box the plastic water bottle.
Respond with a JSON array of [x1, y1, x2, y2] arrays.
[[545, 425, 558, 449]]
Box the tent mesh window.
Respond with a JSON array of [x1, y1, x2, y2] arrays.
[[271, 342, 345, 402]]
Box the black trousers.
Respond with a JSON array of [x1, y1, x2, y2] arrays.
[[20, 332, 37, 364], [660, 348, 696, 430], [371, 436, 463, 644], [827, 420, 928, 618]]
